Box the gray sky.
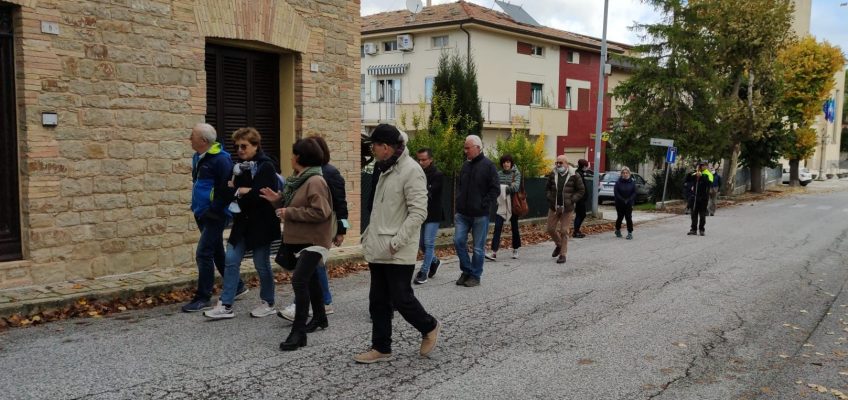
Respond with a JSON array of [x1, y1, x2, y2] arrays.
[[361, 0, 848, 63]]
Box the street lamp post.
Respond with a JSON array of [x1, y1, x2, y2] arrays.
[[591, 0, 610, 217]]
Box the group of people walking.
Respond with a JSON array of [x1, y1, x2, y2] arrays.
[[182, 121, 718, 362]]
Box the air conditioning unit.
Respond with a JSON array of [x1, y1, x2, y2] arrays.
[[397, 34, 414, 51], [363, 42, 377, 55]]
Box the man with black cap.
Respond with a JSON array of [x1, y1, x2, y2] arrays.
[[355, 124, 441, 364]]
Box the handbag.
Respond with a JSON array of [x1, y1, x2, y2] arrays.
[[510, 173, 529, 218]]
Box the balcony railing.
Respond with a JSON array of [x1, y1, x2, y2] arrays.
[[361, 101, 569, 137]]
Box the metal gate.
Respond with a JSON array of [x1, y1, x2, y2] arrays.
[[0, 5, 21, 261]]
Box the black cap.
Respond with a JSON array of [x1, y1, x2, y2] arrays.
[[369, 124, 402, 145]]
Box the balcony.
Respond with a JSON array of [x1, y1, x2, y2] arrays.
[[361, 101, 569, 137]]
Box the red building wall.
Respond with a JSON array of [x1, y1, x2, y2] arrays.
[[558, 47, 612, 172]]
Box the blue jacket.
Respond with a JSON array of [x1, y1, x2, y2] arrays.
[[191, 142, 233, 219], [614, 177, 637, 207]]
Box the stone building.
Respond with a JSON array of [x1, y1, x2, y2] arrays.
[[0, 0, 362, 289]]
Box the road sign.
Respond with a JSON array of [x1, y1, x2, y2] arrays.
[[666, 146, 677, 164], [650, 138, 674, 147]]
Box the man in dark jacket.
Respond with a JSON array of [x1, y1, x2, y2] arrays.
[[183, 123, 245, 312], [414, 148, 443, 284], [545, 155, 586, 264], [685, 162, 712, 236], [453, 135, 499, 287], [572, 159, 590, 238]]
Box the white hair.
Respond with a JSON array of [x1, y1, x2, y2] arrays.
[[193, 123, 217, 144], [620, 166, 631, 174], [465, 135, 482, 148]]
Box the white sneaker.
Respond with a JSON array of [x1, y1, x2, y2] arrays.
[[249, 301, 276, 318], [512, 249, 519, 259], [325, 304, 334, 315], [484, 252, 497, 261], [203, 301, 234, 319], [277, 303, 311, 321]]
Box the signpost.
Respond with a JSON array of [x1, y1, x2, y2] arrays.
[[650, 138, 674, 209]]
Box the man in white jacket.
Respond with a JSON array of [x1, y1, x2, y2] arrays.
[[354, 124, 441, 364]]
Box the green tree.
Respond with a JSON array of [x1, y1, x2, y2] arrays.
[[611, 1, 729, 170], [486, 126, 552, 179], [777, 36, 845, 186], [431, 51, 482, 137], [405, 91, 466, 177]]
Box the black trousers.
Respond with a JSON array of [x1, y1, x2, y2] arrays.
[[288, 245, 326, 333], [369, 263, 437, 354], [492, 214, 521, 251], [690, 207, 707, 232], [615, 204, 633, 232], [573, 202, 587, 233]]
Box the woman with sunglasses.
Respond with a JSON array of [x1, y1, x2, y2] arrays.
[[204, 127, 281, 319], [260, 138, 333, 351]]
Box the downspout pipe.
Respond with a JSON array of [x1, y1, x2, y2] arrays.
[[460, 23, 471, 70]]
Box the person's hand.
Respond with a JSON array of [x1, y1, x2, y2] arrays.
[[259, 187, 281, 203], [333, 234, 345, 247], [275, 207, 286, 220], [227, 180, 234, 188], [237, 187, 251, 196]]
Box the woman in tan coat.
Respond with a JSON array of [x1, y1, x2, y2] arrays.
[[260, 138, 333, 351]]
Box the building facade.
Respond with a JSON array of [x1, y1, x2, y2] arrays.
[[0, 0, 361, 289], [361, 1, 629, 168]]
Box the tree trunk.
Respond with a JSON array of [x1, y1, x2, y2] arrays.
[[750, 164, 764, 193], [789, 159, 800, 187], [722, 142, 741, 196]]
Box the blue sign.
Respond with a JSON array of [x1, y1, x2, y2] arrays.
[[823, 98, 835, 123], [666, 147, 677, 164]]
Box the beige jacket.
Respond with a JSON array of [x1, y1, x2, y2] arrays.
[[362, 147, 427, 265], [282, 175, 333, 249]]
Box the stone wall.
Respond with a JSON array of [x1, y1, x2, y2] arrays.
[[0, 0, 361, 288]]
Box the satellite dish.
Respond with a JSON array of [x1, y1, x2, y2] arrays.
[[406, 0, 423, 14]]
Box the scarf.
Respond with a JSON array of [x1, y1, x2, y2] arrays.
[[281, 166, 323, 207], [375, 146, 405, 174]]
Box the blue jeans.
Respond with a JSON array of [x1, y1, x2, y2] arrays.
[[220, 240, 274, 306], [418, 222, 440, 275], [453, 213, 489, 280], [194, 215, 243, 302], [316, 263, 333, 305]]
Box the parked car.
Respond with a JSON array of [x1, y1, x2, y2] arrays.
[[597, 171, 651, 204], [782, 167, 812, 186]]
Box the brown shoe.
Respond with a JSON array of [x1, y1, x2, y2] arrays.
[[551, 246, 561, 258], [353, 349, 393, 364], [420, 321, 441, 357], [556, 255, 566, 264]]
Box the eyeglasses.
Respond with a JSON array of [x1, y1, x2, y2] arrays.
[[555, 162, 564, 166], [236, 143, 252, 150]]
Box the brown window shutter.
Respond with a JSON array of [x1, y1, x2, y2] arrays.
[[516, 41, 532, 55], [516, 81, 531, 106], [578, 88, 590, 111]]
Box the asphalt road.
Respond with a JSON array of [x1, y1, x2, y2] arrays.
[[2, 183, 848, 400]]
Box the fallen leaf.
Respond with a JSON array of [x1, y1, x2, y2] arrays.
[[832, 389, 848, 400], [117, 306, 127, 311], [800, 310, 808, 314], [815, 352, 825, 356], [778, 354, 790, 359], [803, 343, 815, 347], [71, 284, 83, 290], [808, 383, 828, 393], [827, 332, 836, 335], [577, 358, 594, 365]]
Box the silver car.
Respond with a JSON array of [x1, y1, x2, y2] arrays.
[[597, 171, 650, 204], [782, 167, 812, 186]]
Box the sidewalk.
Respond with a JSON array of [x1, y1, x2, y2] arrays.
[[0, 211, 672, 321]]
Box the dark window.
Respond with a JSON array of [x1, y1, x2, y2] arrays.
[[0, 6, 21, 261], [205, 44, 280, 167]]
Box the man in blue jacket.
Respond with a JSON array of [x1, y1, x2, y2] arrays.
[[183, 123, 246, 312], [453, 135, 499, 287]]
